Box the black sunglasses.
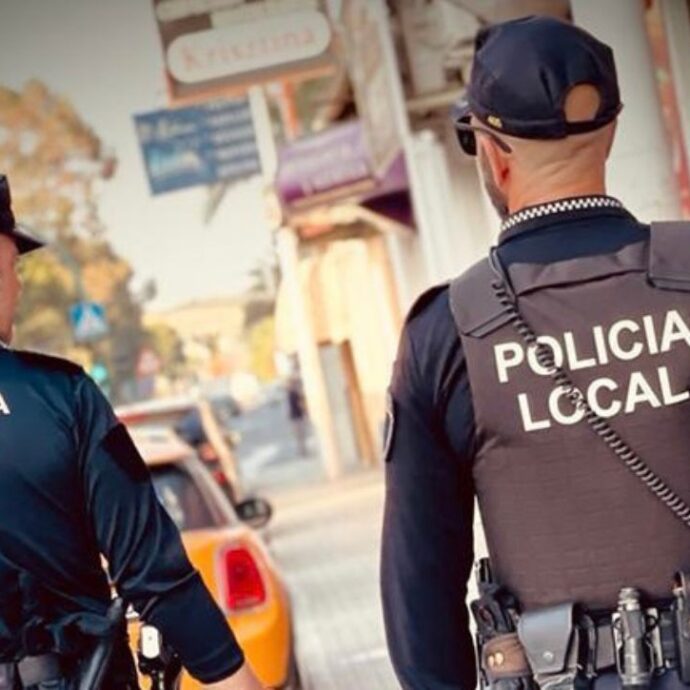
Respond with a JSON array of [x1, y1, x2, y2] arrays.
[[453, 116, 513, 157]]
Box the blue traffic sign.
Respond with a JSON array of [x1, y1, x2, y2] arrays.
[[69, 301, 109, 343], [134, 99, 261, 195]]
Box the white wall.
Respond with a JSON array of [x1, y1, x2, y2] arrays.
[[571, 0, 681, 220]]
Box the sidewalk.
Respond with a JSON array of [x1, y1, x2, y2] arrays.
[[263, 468, 399, 690]]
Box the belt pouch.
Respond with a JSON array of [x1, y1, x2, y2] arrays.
[[518, 603, 585, 690]]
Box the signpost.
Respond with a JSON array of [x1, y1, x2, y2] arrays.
[[69, 302, 109, 343], [151, 0, 336, 104], [134, 99, 260, 195]]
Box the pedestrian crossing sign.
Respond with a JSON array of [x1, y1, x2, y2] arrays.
[[69, 301, 109, 343]]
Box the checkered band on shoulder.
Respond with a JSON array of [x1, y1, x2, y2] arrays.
[[501, 196, 624, 232]]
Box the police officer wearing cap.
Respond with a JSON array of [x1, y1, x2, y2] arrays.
[[382, 16, 690, 690], [0, 174, 265, 689]]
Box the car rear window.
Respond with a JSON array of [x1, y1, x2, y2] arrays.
[[150, 463, 219, 531]]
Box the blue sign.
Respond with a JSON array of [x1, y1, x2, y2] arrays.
[[134, 99, 261, 195], [70, 301, 109, 343]]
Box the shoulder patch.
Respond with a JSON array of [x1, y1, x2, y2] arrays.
[[101, 424, 151, 483], [449, 257, 511, 338], [404, 283, 450, 325], [13, 350, 83, 376], [382, 390, 396, 463]]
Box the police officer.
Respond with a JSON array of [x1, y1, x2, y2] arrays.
[[0, 173, 265, 689], [381, 16, 690, 690]]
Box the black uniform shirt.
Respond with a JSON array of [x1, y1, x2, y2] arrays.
[[381, 201, 648, 690], [0, 348, 244, 682]]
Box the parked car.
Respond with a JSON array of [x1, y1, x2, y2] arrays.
[[128, 428, 300, 690], [116, 397, 245, 505]]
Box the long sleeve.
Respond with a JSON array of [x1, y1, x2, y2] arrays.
[[381, 294, 478, 690], [74, 376, 244, 682]]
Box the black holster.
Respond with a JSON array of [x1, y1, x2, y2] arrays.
[[471, 559, 534, 690]]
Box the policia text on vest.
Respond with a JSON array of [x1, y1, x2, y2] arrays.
[[494, 309, 690, 432]]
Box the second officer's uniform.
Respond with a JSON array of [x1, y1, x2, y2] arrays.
[[381, 17, 690, 690], [0, 175, 245, 689]]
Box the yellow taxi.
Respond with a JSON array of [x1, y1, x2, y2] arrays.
[[128, 428, 300, 689]]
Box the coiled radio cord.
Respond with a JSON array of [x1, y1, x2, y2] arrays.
[[489, 249, 690, 529]]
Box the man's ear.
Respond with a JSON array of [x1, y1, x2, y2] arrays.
[[478, 135, 510, 187], [605, 120, 617, 158]]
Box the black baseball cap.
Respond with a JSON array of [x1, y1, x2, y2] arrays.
[[453, 16, 622, 156], [0, 175, 44, 254]]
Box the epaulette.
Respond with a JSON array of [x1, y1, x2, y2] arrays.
[[449, 257, 511, 338], [13, 350, 84, 376], [404, 282, 450, 325]]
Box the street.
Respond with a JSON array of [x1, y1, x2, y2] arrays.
[[233, 396, 488, 689], [235, 399, 399, 689]]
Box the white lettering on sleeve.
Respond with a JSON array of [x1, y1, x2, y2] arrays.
[[0, 392, 9, 416], [587, 378, 622, 418], [625, 372, 662, 413], [660, 310, 690, 353], [495, 342, 524, 384], [518, 394, 552, 432], [609, 320, 644, 361]]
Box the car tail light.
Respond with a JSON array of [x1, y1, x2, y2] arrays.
[[219, 546, 267, 611]]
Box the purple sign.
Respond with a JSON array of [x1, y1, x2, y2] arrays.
[[277, 121, 376, 209]]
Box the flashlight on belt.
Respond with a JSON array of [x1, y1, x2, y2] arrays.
[[614, 588, 653, 690]]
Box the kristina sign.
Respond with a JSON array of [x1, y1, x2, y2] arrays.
[[151, 0, 335, 104]]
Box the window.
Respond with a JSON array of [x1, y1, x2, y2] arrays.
[[150, 463, 219, 531]]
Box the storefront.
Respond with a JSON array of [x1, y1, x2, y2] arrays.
[[274, 119, 414, 469]]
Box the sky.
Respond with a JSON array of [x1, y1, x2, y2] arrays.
[[0, 0, 275, 311]]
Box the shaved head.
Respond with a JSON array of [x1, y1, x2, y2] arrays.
[[475, 85, 617, 217]]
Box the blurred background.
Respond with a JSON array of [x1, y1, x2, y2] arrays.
[[1, 1, 689, 688]]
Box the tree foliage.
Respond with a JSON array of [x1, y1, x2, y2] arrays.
[[0, 80, 163, 402]]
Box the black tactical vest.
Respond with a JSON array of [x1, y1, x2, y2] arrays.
[[449, 222, 690, 612]]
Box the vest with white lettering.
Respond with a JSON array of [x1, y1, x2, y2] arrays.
[[450, 222, 690, 611]]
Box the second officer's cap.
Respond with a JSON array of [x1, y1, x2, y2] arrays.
[[0, 175, 44, 254], [453, 16, 622, 155]]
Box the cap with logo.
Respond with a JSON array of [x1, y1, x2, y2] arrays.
[[0, 174, 44, 255], [452, 15, 622, 156]]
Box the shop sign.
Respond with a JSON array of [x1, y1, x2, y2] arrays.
[[151, 0, 336, 103], [276, 120, 412, 226], [134, 98, 260, 195], [276, 121, 374, 210]]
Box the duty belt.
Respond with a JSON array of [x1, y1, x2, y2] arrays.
[[471, 562, 690, 690], [480, 604, 679, 683], [576, 607, 677, 675]]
